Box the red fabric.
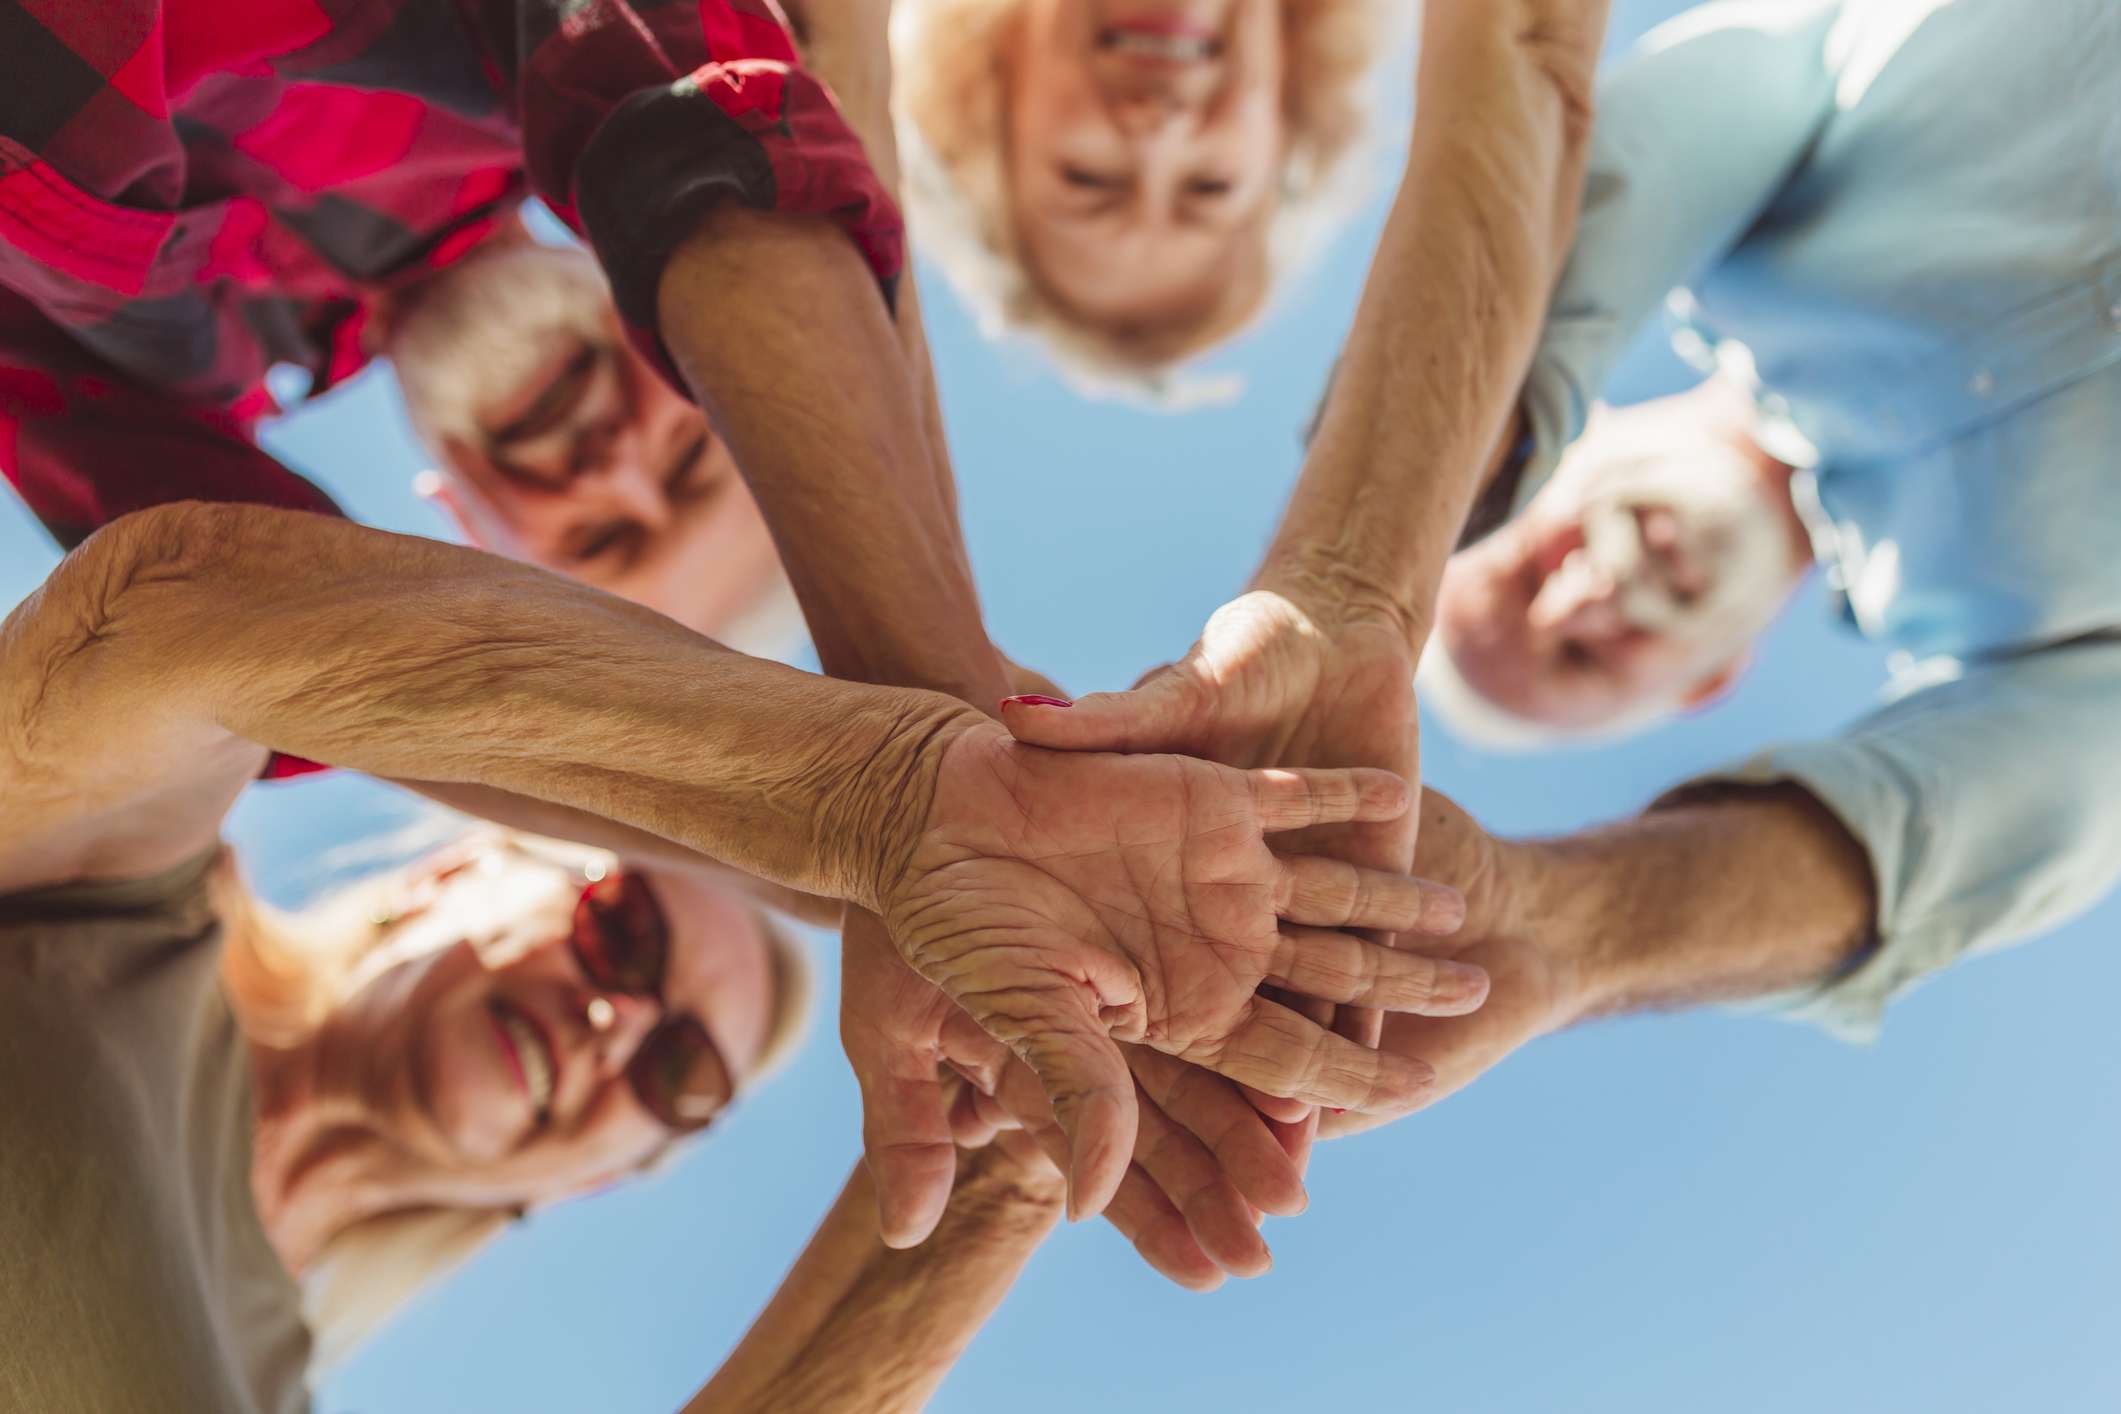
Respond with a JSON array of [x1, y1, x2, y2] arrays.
[[0, 0, 899, 784], [0, 0, 902, 550], [0, 0, 902, 781]]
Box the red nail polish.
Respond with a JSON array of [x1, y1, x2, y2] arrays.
[[1328, 1108, 1346, 1116], [1000, 694, 1073, 709]]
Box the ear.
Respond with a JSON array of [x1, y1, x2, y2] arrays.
[[415, 450, 521, 556], [1681, 651, 1753, 712]]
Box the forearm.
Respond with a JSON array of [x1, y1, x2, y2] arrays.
[[1261, 0, 1610, 635], [1529, 785, 1876, 1024], [20, 502, 970, 906], [656, 209, 1002, 702], [388, 780, 843, 925], [685, 1147, 1062, 1414], [795, 2, 972, 545]]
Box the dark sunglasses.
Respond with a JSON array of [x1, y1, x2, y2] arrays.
[[570, 871, 733, 1134]]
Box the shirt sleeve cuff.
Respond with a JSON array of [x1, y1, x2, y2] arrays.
[[571, 61, 905, 387]]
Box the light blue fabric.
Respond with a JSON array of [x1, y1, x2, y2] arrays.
[[1521, 0, 2121, 1035]]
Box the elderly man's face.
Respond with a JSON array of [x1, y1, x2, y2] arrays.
[[1434, 398, 1808, 735], [442, 324, 784, 639], [395, 245, 790, 644]]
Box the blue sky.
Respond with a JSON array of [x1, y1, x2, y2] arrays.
[[3, 3, 2115, 1409]]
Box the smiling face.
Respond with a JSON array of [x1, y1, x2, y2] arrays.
[[1433, 398, 1811, 736], [388, 243, 788, 643], [334, 840, 787, 1208], [1004, 0, 1285, 341]]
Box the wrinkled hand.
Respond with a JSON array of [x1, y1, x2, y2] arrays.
[[1318, 791, 1587, 1140], [875, 719, 1481, 1221], [951, 1046, 1314, 1290], [1002, 589, 1427, 1075], [841, 913, 1028, 1247]]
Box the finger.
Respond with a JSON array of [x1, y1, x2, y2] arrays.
[[849, 1039, 960, 1248], [999, 670, 1198, 754], [1248, 766, 1410, 832], [1266, 926, 1490, 1015], [1335, 1001, 1386, 1050], [1206, 996, 1440, 1114], [1101, 1170, 1229, 1292], [1241, 1084, 1314, 1125], [938, 1006, 1015, 1097], [946, 1076, 1005, 1149], [997, 1073, 1229, 1292], [1129, 1094, 1273, 1279], [1273, 854, 1466, 935], [1253, 986, 1330, 1123], [1130, 1049, 1308, 1218], [1015, 1023, 1139, 1222]]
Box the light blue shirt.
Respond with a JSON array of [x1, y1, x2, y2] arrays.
[[1518, 0, 2121, 1036]]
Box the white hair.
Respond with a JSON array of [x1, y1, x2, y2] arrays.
[[1417, 636, 1681, 754], [387, 241, 611, 450]]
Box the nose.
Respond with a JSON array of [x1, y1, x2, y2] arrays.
[[583, 457, 673, 533], [1111, 86, 1190, 140], [581, 989, 662, 1080], [1527, 547, 1629, 647]]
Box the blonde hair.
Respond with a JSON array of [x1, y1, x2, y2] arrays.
[[214, 831, 815, 1372], [893, 0, 1398, 400]]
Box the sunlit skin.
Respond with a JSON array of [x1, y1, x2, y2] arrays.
[[429, 314, 785, 641], [1435, 393, 1814, 731], [1005, 0, 1285, 329], [296, 844, 779, 1211]]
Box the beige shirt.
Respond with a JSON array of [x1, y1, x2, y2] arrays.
[[0, 849, 310, 1414]]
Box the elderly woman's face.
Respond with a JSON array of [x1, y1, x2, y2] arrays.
[[344, 844, 783, 1206], [1004, 0, 1285, 329]]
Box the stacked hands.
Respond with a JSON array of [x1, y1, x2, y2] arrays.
[[841, 586, 1494, 1284]]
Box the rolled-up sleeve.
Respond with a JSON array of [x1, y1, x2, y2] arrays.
[[1674, 637, 2121, 1040], [1516, 1, 1841, 503], [468, 0, 904, 376]]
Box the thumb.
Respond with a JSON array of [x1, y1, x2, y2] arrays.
[[999, 671, 1201, 754], [1014, 1020, 1139, 1223], [845, 1020, 960, 1248]]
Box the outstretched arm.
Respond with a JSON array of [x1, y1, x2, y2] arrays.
[[685, 1141, 1063, 1414], [0, 500, 964, 900], [1001, 0, 1614, 1054], [1261, 0, 1610, 625], [1321, 782, 1875, 1137]]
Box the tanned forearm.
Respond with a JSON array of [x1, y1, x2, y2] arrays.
[[1, 501, 973, 904], [655, 209, 1004, 706], [387, 780, 843, 926], [1260, 0, 1611, 636], [684, 1146, 1062, 1414], [1522, 785, 1878, 1023]]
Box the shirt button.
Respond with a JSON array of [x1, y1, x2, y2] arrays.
[[1969, 369, 1996, 396]]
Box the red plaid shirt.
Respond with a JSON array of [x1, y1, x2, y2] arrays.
[[0, 0, 903, 553]]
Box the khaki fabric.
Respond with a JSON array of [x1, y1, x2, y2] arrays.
[[0, 849, 310, 1414]]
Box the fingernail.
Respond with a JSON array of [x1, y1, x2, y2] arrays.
[[1328, 1107, 1346, 1116], [999, 694, 1073, 710]]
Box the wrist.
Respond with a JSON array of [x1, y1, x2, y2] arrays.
[[824, 696, 990, 913], [1251, 549, 1434, 651], [951, 1140, 1068, 1221], [1490, 834, 1627, 1032]]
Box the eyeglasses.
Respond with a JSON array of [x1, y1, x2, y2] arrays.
[[570, 871, 733, 1134]]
